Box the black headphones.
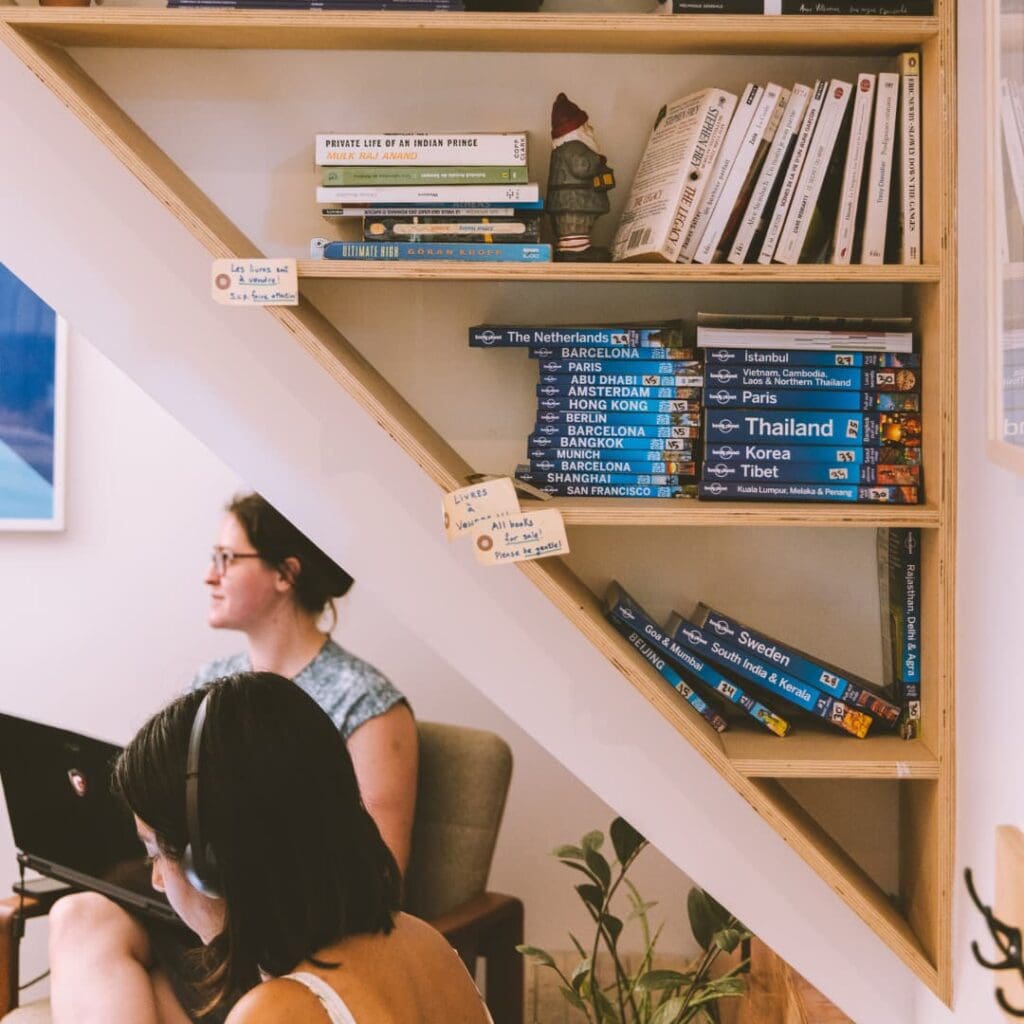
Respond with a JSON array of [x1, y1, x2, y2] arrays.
[[183, 692, 223, 898]]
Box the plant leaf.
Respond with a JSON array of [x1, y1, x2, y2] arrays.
[[687, 889, 717, 951], [601, 913, 623, 945], [570, 958, 593, 993], [515, 944, 555, 968], [576, 883, 604, 916], [713, 927, 742, 954], [610, 816, 647, 865], [702, 890, 733, 931], [649, 995, 687, 1024], [569, 932, 588, 959], [559, 858, 602, 884], [636, 969, 693, 992], [581, 829, 605, 853], [558, 985, 588, 1012], [553, 843, 586, 861], [584, 846, 612, 891]]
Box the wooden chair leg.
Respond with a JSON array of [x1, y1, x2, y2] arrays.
[[479, 898, 523, 1024]]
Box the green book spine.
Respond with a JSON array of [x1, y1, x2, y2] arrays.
[[320, 165, 529, 186]]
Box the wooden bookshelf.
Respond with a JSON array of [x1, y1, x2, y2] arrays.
[[0, 5, 956, 1005]]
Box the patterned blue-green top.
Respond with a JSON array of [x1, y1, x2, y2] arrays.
[[192, 638, 406, 740]]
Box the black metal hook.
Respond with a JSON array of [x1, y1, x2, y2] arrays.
[[965, 867, 1024, 1018]]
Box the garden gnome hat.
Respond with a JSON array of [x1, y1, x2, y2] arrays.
[[551, 93, 588, 140]]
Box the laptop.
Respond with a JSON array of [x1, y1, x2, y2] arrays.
[[0, 712, 180, 925]]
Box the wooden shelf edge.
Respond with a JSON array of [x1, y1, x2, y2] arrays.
[[296, 260, 941, 283], [1, 10, 941, 53], [723, 732, 940, 779], [520, 497, 942, 528]]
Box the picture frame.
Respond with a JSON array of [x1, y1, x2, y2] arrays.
[[987, 0, 1024, 473], [0, 264, 67, 531]]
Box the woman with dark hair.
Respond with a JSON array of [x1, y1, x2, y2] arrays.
[[112, 673, 490, 1023], [48, 493, 418, 1024]]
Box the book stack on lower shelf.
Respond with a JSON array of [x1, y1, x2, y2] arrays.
[[311, 130, 550, 263], [605, 563, 918, 741], [696, 312, 923, 504], [469, 319, 704, 498]]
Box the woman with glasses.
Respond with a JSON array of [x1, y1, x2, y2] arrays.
[[48, 493, 417, 1024]]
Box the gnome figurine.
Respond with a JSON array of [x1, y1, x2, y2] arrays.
[[545, 93, 615, 262]]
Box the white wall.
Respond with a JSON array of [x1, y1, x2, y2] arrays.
[[0, 329, 707, 992]]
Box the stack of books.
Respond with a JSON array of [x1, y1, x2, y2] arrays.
[[696, 312, 922, 504], [612, 54, 921, 266], [310, 131, 550, 263], [655, 1, 933, 13], [468, 321, 702, 499], [605, 580, 907, 740]]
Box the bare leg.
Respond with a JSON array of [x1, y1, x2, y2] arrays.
[[49, 892, 188, 1024]]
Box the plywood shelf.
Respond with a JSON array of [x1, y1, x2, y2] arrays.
[[297, 259, 941, 283], [521, 497, 940, 528], [1, 9, 939, 54], [723, 730, 940, 779]]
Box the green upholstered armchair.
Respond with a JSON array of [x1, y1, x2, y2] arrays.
[[0, 720, 523, 1024]]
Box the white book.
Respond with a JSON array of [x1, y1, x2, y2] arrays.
[[897, 52, 921, 264], [314, 132, 528, 166], [728, 83, 811, 265], [757, 80, 827, 265], [322, 206, 520, 218], [315, 183, 539, 204], [613, 88, 738, 262], [694, 83, 786, 265], [676, 83, 763, 264], [774, 79, 853, 265], [859, 72, 900, 264], [830, 73, 877, 265], [697, 327, 914, 354]]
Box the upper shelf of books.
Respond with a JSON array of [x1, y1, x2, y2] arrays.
[[0, 9, 940, 55]]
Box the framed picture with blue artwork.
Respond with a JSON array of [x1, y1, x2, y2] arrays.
[[0, 263, 67, 530]]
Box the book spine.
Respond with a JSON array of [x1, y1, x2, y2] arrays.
[[470, 325, 685, 347], [729, 83, 811, 264], [703, 348, 920, 368], [667, 614, 872, 737], [705, 441, 921, 464], [668, 0, 767, 10], [538, 359, 701, 376], [696, 327, 914, 353], [537, 411, 702, 427], [695, 83, 787, 264], [530, 447, 697, 465], [518, 467, 694, 486], [315, 132, 528, 166], [323, 165, 529, 186], [536, 422, 700, 440], [609, 621, 729, 732], [758, 80, 827, 263], [605, 586, 790, 737], [365, 214, 540, 243], [703, 460, 920, 485], [324, 205, 531, 218], [705, 365, 920, 389], [529, 346, 698, 361], [321, 241, 550, 262], [831, 74, 877, 264], [780, 0, 933, 12], [877, 528, 896, 691], [696, 604, 899, 723], [892, 528, 921, 737], [538, 372, 704, 388], [528, 433, 698, 452], [316, 184, 539, 204], [704, 409, 921, 445], [860, 72, 900, 263], [677, 83, 764, 263], [530, 456, 697, 474], [537, 482, 693, 498], [775, 79, 853, 264], [537, 397, 702, 414], [702, 388, 920, 411], [898, 52, 922, 264], [537, 388, 703, 404], [699, 481, 919, 503]]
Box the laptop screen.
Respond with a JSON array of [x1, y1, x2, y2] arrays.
[[0, 712, 174, 919]]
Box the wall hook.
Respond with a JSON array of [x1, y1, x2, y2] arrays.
[[965, 867, 1024, 1018]]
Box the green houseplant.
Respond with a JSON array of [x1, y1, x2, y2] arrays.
[[518, 817, 751, 1024]]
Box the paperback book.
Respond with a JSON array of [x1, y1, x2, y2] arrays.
[[702, 460, 920, 485], [315, 132, 528, 166], [317, 240, 551, 262], [469, 321, 686, 348], [699, 481, 919, 503]]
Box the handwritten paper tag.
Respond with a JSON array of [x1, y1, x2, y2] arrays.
[[211, 259, 298, 306], [472, 508, 569, 565], [442, 478, 520, 541]]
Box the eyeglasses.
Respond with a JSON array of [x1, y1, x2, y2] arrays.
[[210, 547, 262, 575]]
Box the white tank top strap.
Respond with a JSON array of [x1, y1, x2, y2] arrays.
[[281, 971, 358, 1024]]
